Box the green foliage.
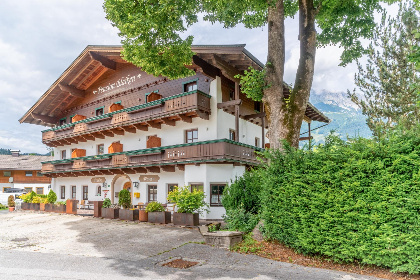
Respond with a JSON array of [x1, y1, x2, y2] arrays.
[[118, 189, 131, 209], [55, 201, 66, 205], [32, 196, 41, 204], [145, 201, 165, 213], [46, 190, 57, 204], [8, 195, 15, 207], [232, 233, 262, 253], [102, 198, 111, 208], [167, 185, 209, 214], [256, 128, 420, 273], [349, 2, 420, 137], [21, 191, 37, 203], [104, 0, 390, 79], [235, 67, 267, 102], [222, 171, 262, 232], [0, 203, 7, 210]]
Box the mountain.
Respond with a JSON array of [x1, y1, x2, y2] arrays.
[[302, 91, 372, 144]]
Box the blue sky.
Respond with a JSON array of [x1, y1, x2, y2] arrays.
[[0, 0, 396, 153]]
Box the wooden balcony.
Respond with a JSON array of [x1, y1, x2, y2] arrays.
[[41, 90, 211, 147], [40, 139, 262, 177]]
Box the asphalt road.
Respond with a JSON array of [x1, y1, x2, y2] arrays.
[[0, 212, 385, 280]]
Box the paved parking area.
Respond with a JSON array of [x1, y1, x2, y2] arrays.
[[0, 212, 384, 280]]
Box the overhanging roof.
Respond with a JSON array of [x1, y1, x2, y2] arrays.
[[20, 44, 329, 126]]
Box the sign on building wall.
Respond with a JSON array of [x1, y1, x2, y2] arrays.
[[139, 175, 160, 182], [91, 177, 106, 183]]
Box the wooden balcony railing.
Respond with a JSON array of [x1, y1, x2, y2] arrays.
[[41, 139, 262, 177], [42, 90, 211, 146]]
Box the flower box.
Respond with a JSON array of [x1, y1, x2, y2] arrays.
[[93, 201, 103, 218], [173, 213, 199, 226], [44, 203, 54, 212], [21, 202, 30, 210], [30, 203, 40, 211], [101, 208, 119, 219], [54, 204, 66, 214], [66, 200, 78, 214], [148, 211, 171, 224], [40, 203, 46, 211], [138, 210, 148, 222], [119, 209, 139, 221]]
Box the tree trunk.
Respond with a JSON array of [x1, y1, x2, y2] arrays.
[[263, 0, 286, 150], [264, 0, 317, 149]]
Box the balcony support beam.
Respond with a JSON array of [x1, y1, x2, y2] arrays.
[[58, 84, 86, 99], [122, 126, 136, 134], [91, 132, 105, 139], [147, 121, 161, 129], [177, 164, 185, 171], [146, 166, 160, 173], [102, 130, 115, 137], [161, 165, 175, 172], [110, 128, 124, 136], [89, 52, 117, 70], [217, 99, 242, 109], [133, 167, 147, 173], [123, 168, 136, 174], [31, 113, 56, 125], [161, 118, 176, 127], [179, 114, 192, 123], [83, 134, 95, 141], [132, 124, 148, 131], [75, 136, 87, 142]]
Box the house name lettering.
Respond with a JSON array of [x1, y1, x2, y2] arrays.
[[93, 74, 142, 95]]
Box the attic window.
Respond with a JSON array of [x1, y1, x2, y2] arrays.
[[96, 107, 104, 116], [3, 171, 11, 177], [25, 171, 33, 177], [184, 81, 197, 92], [59, 118, 67, 126]]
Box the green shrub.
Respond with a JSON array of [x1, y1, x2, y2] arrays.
[[102, 198, 111, 208], [8, 195, 15, 207], [118, 189, 131, 209], [259, 129, 420, 273], [0, 203, 7, 210], [21, 191, 37, 203], [145, 201, 165, 212], [55, 201, 66, 205], [167, 186, 209, 214], [46, 190, 57, 204], [222, 170, 262, 232], [32, 196, 41, 203]]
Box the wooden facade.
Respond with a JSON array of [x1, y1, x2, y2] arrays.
[[0, 170, 51, 184]]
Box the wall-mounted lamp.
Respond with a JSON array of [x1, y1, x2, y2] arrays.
[[48, 185, 51, 190], [102, 182, 107, 189], [133, 182, 139, 189]]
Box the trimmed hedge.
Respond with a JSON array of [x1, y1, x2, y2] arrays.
[[224, 128, 420, 273], [261, 131, 420, 273]]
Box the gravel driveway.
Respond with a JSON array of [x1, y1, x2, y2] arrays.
[[0, 212, 384, 280]]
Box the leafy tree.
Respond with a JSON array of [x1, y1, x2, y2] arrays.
[[104, 0, 391, 148], [349, 2, 420, 137], [118, 189, 131, 209], [47, 190, 57, 204]]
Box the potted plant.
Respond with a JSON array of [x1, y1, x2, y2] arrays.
[[20, 191, 36, 210], [146, 202, 171, 224], [138, 206, 148, 222], [101, 198, 119, 219], [45, 189, 57, 212], [168, 186, 209, 226], [31, 195, 41, 211], [118, 189, 138, 221], [54, 201, 66, 213], [8, 195, 15, 212]]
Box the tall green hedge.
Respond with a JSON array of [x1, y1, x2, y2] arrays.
[[224, 127, 420, 273]]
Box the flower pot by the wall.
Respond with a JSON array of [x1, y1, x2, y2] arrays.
[[21, 202, 30, 210], [54, 205, 66, 214], [66, 200, 77, 214], [40, 203, 45, 211], [93, 201, 103, 218], [148, 211, 171, 224], [44, 203, 54, 212], [138, 210, 148, 222], [101, 208, 119, 219], [119, 209, 139, 221], [173, 212, 199, 226], [8, 207, 14, 212]]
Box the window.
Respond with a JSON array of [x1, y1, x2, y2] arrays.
[[61, 186, 65, 199], [229, 89, 235, 101], [36, 187, 43, 195], [24, 187, 32, 193], [69, 115, 75, 123], [71, 186, 76, 199], [191, 184, 204, 192], [3, 171, 11, 177], [59, 118, 67, 126], [210, 184, 226, 206], [83, 186, 88, 200], [25, 171, 33, 177], [255, 137, 260, 147], [185, 129, 198, 143], [97, 144, 104, 155], [167, 184, 177, 195], [3, 187, 10, 192], [97, 185, 101, 196], [229, 129, 236, 141], [254, 101, 261, 113], [184, 81, 197, 92], [36, 172, 43, 177], [148, 185, 157, 202], [96, 107, 104, 116], [61, 150, 66, 160]]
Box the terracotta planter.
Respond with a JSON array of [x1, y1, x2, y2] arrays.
[[138, 210, 148, 222], [119, 209, 139, 221], [93, 201, 103, 218], [173, 212, 199, 226], [54, 204, 66, 213], [148, 211, 171, 224], [21, 202, 30, 210], [101, 208, 119, 219], [66, 200, 77, 214], [44, 203, 54, 212], [8, 207, 14, 212]]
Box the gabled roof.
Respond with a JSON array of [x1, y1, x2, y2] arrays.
[[0, 155, 53, 170], [20, 44, 329, 126]]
